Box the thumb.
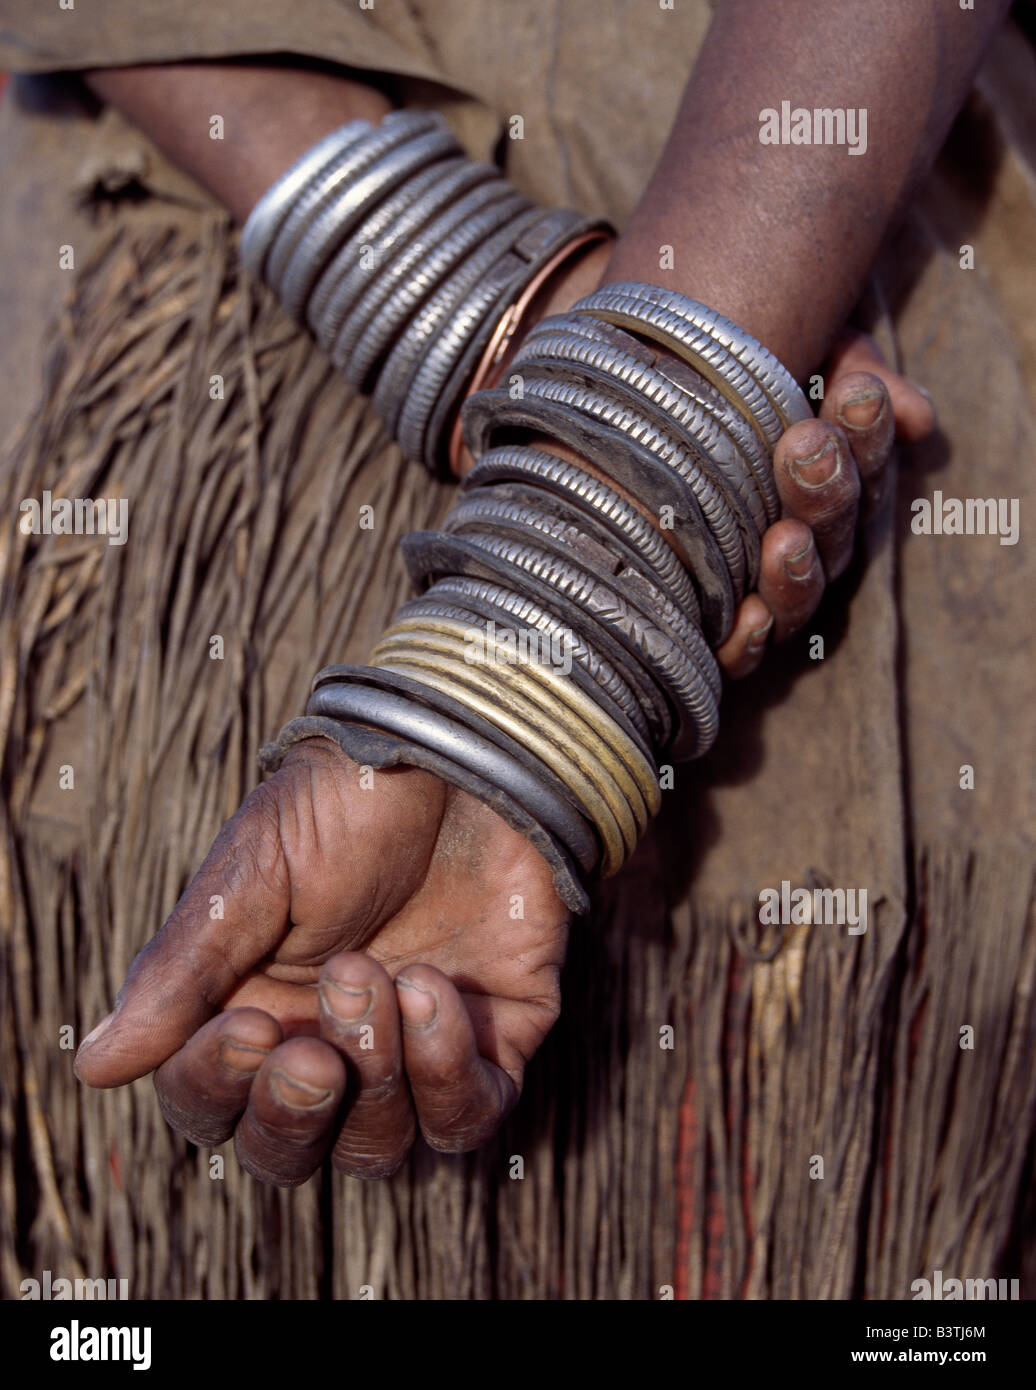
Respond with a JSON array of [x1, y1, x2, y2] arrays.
[[826, 329, 936, 445], [75, 780, 292, 1087]]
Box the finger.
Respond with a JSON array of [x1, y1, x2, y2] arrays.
[[395, 965, 518, 1153], [773, 419, 860, 581], [820, 369, 895, 516], [153, 1007, 282, 1146], [825, 330, 936, 443], [715, 593, 774, 680], [74, 779, 292, 1088], [318, 953, 416, 1178], [234, 1035, 347, 1187], [757, 519, 825, 641]]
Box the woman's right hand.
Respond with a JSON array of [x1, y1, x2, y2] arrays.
[[75, 736, 569, 1186]]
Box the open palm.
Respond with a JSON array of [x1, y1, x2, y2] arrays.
[[74, 737, 569, 1185]]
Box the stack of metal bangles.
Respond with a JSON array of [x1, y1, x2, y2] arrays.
[[239, 109, 610, 473], [251, 112, 812, 913]]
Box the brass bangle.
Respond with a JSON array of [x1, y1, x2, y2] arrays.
[[373, 638, 637, 864], [376, 615, 659, 824], [369, 648, 630, 875], [375, 631, 649, 842]]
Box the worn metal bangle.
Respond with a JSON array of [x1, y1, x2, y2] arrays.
[[368, 648, 631, 875], [401, 576, 653, 749], [520, 312, 782, 526], [446, 228, 613, 474], [512, 320, 768, 537], [239, 120, 371, 278], [371, 206, 546, 430], [307, 157, 494, 349], [453, 475, 703, 633], [277, 124, 461, 322], [265, 111, 441, 294], [460, 384, 736, 644], [375, 614, 659, 822], [419, 213, 612, 475], [572, 285, 786, 450], [604, 282, 812, 433], [510, 374, 754, 599], [307, 673, 600, 872], [336, 187, 532, 385], [400, 527, 718, 761], [463, 446, 701, 619]]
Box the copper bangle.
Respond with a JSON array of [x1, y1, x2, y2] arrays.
[[447, 227, 613, 474]]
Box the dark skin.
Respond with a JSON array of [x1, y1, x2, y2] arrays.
[[75, 0, 1007, 1184]]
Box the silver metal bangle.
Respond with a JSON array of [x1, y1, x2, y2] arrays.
[[334, 184, 530, 385], [370, 205, 544, 428], [306, 157, 495, 350], [306, 675, 599, 869], [605, 281, 812, 431], [425, 527, 720, 760], [506, 374, 755, 600], [276, 124, 461, 322], [514, 317, 771, 535], [265, 110, 441, 292], [239, 120, 371, 279], [463, 444, 703, 621], [572, 285, 786, 451]]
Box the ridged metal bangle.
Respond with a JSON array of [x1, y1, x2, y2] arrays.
[[375, 614, 659, 822], [463, 445, 703, 621], [239, 120, 370, 278], [605, 281, 812, 432], [512, 317, 771, 535], [264, 111, 441, 293], [371, 206, 545, 428], [403, 575, 653, 748], [306, 157, 493, 349], [572, 285, 787, 450], [460, 384, 737, 644], [369, 648, 631, 875], [336, 186, 532, 386], [307, 674, 600, 872], [277, 124, 461, 322]]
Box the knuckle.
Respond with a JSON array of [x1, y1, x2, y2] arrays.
[[332, 1135, 414, 1179]]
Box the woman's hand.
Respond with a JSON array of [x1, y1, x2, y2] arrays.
[[476, 241, 937, 681], [75, 737, 568, 1186], [715, 328, 936, 678]]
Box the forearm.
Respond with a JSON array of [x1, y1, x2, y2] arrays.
[[84, 62, 392, 223], [605, 0, 1010, 378]]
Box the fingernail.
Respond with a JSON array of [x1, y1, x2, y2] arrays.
[[218, 1039, 269, 1074], [838, 392, 884, 430], [747, 614, 774, 652], [78, 1012, 114, 1051], [789, 437, 841, 487], [270, 1070, 333, 1109], [784, 539, 816, 580], [396, 977, 437, 1028], [320, 980, 373, 1022]]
